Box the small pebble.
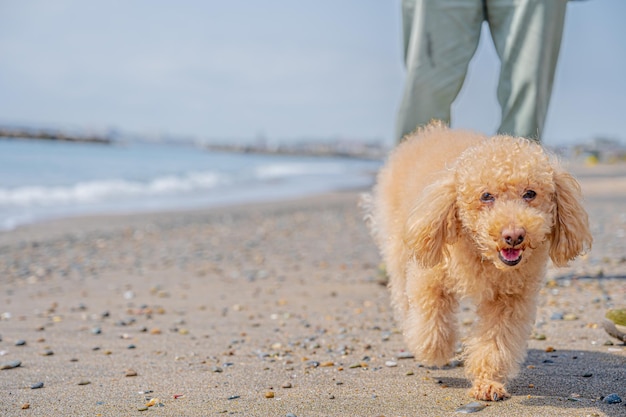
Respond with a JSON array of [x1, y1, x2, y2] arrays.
[[602, 393, 622, 404], [385, 360, 397, 367], [0, 360, 21, 370], [397, 351, 414, 359], [550, 312, 564, 320], [30, 382, 44, 389], [264, 391, 275, 398], [15, 339, 26, 346], [286, 414, 297, 417], [138, 406, 148, 411], [563, 313, 578, 321], [21, 403, 30, 409], [125, 369, 138, 377], [455, 401, 487, 413], [145, 398, 160, 407], [281, 382, 293, 389], [91, 327, 102, 335], [228, 395, 240, 400], [41, 349, 54, 356], [77, 380, 91, 385]]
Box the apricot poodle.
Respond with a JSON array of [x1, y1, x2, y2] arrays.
[[365, 122, 592, 401]]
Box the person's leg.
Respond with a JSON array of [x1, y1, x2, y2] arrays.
[[396, 0, 484, 142], [401, 0, 417, 65], [486, 0, 567, 140]]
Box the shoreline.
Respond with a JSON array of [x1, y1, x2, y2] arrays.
[[0, 190, 366, 245], [0, 169, 625, 416]]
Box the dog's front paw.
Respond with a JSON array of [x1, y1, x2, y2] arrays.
[[470, 380, 510, 401]]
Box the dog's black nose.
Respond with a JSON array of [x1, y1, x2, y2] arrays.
[[502, 228, 525, 247]]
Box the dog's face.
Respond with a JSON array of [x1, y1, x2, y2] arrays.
[[454, 138, 557, 270], [404, 134, 591, 270]]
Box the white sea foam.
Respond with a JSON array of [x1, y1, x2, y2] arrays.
[[0, 171, 223, 207], [255, 162, 347, 179]]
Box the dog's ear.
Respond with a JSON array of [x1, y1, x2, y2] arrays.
[[404, 172, 458, 268], [549, 170, 593, 266]]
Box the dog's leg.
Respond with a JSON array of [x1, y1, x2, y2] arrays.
[[403, 266, 458, 366], [388, 273, 409, 323], [385, 245, 411, 323], [464, 293, 537, 401]]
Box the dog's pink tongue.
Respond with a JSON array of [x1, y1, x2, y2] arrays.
[[501, 248, 522, 261]]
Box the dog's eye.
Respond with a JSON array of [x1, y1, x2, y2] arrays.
[[523, 190, 537, 201], [480, 192, 495, 203]]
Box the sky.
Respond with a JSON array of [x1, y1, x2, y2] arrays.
[[0, 1, 624, 146]]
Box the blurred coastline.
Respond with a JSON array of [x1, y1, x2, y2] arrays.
[[3, 124, 626, 163], [2, 123, 625, 232], [0, 126, 110, 145]]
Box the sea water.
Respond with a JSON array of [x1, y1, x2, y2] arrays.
[[0, 138, 382, 230]]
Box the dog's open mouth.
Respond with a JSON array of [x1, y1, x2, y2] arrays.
[[499, 248, 523, 266]]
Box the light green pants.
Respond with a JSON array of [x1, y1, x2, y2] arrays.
[[396, 0, 568, 142]]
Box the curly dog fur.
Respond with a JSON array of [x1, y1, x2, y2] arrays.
[[365, 122, 592, 401]]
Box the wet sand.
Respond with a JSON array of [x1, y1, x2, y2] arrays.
[[0, 163, 624, 416]]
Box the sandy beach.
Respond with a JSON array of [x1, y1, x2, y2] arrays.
[[0, 163, 625, 417]]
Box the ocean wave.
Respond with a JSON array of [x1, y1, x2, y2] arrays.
[[0, 171, 224, 207], [255, 162, 347, 179], [0, 162, 357, 208]]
